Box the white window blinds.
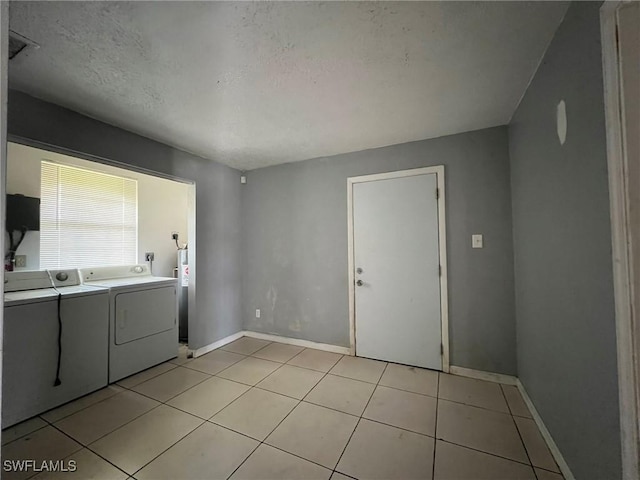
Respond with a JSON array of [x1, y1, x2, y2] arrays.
[[40, 161, 138, 269]]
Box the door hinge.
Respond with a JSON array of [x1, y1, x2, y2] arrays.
[[436, 188, 439, 199], [438, 264, 442, 277], [441, 343, 444, 355]]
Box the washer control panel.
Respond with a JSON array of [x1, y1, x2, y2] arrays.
[[80, 265, 151, 282], [50, 269, 81, 288]]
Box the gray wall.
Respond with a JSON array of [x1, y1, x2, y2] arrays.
[[508, 2, 621, 478], [242, 126, 517, 375], [7, 90, 243, 351]]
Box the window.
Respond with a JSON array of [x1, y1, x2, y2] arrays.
[[40, 161, 138, 269]]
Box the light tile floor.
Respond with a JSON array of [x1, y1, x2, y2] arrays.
[[2, 337, 565, 480]]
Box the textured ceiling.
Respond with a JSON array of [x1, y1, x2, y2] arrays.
[[9, 1, 568, 170]]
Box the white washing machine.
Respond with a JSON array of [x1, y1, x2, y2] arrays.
[[80, 265, 178, 383], [3, 270, 109, 427]]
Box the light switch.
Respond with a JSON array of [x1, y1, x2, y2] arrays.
[[256, 309, 261, 318], [472, 234, 483, 249]]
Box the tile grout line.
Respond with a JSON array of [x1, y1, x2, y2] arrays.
[[436, 438, 543, 469], [499, 384, 538, 478], [225, 349, 401, 476], [436, 376, 557, 468], [7, 423, 88, 480], [74, 365, 215, 477], [59, 401, 165, 448], [208, 343, 330, 390], [34, 387, 167, 453], [117, 362, 180, 389], [431, 372, 441, 479], [437, 396, 518, 416], [248, 339, 306, 364], [295, 352, 343, 404], [120, 344, 333, 477], [186, 357, 433, 407], [259, 352, 357, 475], [375, 379, 440, 398], [499, 386, 563, 478], [129, 345, 287, 405], [179, 353, 247, 376], [233, 386, 441, 445], [118, 368, 214, 405], [122, 339, 272, 479], [223, 345, 345, 478], [119, 364, 203, 390], [252, 358, 521, 414], [46, 418, 132, 479], [36, 385, 127, 425], [241, 351, 300, 389], [160, 397, 339, 473], [181, 349, 255, 378], [129, 417, 209, 478], [223, 347, 345, 479], [331, 361, 388, 477], [284, 343, 346, 374], [275, 349, 348, 476], [182, 337, 286, 377], [1, 421, 50, 449]]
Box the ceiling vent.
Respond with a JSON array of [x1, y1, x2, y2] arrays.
[[9, 31, 39, 60]]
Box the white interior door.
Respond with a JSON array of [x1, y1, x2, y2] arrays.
[[353, 172, 442, 370]]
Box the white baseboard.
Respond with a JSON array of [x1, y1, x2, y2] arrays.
[[516, 379, 575, 480], [193, 330, 351, 358], [192, 331, 244, 358], [243, 331, 351, 355], [449, 367, 574, 480], [449, 365, 518, 386]]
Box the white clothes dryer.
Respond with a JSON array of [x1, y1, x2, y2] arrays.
[[80, 265, 178, 383]]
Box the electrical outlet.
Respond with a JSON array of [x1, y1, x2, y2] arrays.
[[171, 232, 179, 240], [14, 255, 26, 268], [145, 252, 155, 262], [255, 309, 261, 318]]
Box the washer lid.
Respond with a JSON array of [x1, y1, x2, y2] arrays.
[[4, 288, 59, 306], [54, 284, 109, 297], [4, 271, 53, 292]]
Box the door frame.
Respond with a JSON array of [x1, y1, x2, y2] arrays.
[[347, 165, 449, 373], [601, 2, 640, 479], [0, 0, 8, 450]]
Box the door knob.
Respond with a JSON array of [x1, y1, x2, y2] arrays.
[[356, 280, 364, 286]]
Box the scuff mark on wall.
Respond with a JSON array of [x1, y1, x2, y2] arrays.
[[266, 284, 278, 330]]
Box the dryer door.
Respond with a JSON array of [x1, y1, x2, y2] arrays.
[[114, 286, 176, 344]]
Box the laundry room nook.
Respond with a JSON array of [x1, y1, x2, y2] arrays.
[[3, 142, 193, 427]]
